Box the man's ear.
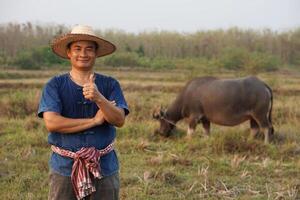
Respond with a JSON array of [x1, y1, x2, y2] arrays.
[[66, 49, 71, 59]]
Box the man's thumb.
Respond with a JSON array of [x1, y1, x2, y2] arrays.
[[89, 74, 95, 83]]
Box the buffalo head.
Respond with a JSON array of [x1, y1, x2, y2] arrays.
[[152, 106, 175, 137]]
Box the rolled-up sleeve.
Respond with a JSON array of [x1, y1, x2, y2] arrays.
[[38, 77, 62, 118], [108, 79, 129, 116]]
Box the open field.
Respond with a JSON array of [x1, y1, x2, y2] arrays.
[[0, 67, 300, 199]]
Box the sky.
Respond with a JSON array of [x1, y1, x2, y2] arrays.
[[0, 0, 299, 33]]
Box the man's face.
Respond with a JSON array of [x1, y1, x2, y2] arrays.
[[67, 40, 97, 70]]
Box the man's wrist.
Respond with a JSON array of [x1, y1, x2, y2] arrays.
[[92, 117, 103, 126], [95, 98, 102, 107], [91, 117, 98, 126], [95, 95, 106, 105]]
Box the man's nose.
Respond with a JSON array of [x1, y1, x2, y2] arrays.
[[79, 50, 88, 57]]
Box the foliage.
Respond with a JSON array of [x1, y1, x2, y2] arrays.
[[0, 23, 299, 70], [148, 57, 175, 69], [219, 47, 249, 70], [0, 51, 7, 65], [13, 46, 68, 69], [104, 52, 140, 67], [245, 51, 280, 72], [218, 47, 281, 72], [14, 51, 38, 69], [103, 52, 175, 69]]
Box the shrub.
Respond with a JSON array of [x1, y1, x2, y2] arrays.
[[103, 52, 140, 67], [135, 44, 145, 57], [103, 52, 175, 69], [218, 47, 280, 72], [149, 57, 175, 69], [14, 51, 39, 69], [244, 51, 280, 72], [0, 51, 8, 65], [39, 46, 68, 66], [14, 46, 68, 69], [219, 47, 249, 70]]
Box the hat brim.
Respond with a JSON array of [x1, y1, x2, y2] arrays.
[[51, 34, 116, 59]]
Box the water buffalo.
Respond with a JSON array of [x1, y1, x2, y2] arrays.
[[153, 76, 274, 144]]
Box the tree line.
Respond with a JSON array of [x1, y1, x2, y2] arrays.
[[0, 22, 299, 71]]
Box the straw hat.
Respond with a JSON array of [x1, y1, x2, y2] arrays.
[[51, 25, 116, 59]]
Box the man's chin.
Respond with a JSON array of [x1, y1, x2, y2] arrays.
[[75, 64, 93, 69]]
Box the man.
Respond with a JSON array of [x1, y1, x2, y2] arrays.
[[38, 25, 129, 200]]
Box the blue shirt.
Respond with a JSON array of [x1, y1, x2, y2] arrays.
[[38, 72, 129, 177]]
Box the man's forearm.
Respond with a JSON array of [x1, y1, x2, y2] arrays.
[[96, 99, 125, 127], [44, 112, 98, 134], [83, 80, 125, 127]]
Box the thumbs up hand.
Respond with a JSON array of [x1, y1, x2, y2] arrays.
[[89, 73, 95, 84], [83, 73, 102, 102]]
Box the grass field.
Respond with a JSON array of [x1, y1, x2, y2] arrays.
[[0, 67, 299, 199]]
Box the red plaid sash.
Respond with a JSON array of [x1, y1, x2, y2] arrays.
[[51, 143, 114, 200]]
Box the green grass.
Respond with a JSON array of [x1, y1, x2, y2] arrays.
[[0, 68, 300, 199]]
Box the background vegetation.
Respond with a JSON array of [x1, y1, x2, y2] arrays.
[[0, 22, 299, 71]]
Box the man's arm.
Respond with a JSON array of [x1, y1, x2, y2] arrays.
[[95, 98, 125, 127], [43, 110, 104, 134], [83, 75, 126, 127]]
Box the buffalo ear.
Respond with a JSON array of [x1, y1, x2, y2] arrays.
[[152, 112, 160, 119], [152, 106, 162, 120], [161, 107, 167, 117], [152, 106, 167, 119], [152, 105, 167, 120]]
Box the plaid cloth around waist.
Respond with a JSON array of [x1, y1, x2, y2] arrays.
[[51, 142, 114, 200]]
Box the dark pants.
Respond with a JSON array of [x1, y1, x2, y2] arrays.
[[48, 171, 119, 200]]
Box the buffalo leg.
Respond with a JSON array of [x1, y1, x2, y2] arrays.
[[253, 115, 272, 144], [249, 118, 259, 140], [187, 127, 195, 138], [187, 116, 198, 138], [263, 128, 270, 144], [201, 117, 211, 137]]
